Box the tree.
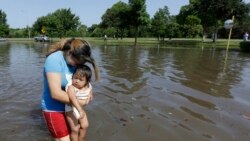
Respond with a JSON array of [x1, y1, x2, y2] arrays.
[[176, 5, 195, 25], [128, 0, 150, 46], [191, 0, 250, 42], [32, 8, 80, 37], [165, 22, 181, 39], [100, 1, 129, 39], [88, 24, 98, 34], [151, 6, 170, 41], [0, 10, 7, 24], [0, 10, 9, 37], [91, 27, 103, 37], [88, 24, 103, 37], [182, 15, 203, 38], [176, 0, 250, 42], [77, 24, 88, 37]]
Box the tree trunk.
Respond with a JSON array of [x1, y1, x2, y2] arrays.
[[134, 26, 138, 46], [121, 29, 124, 40], [212, 29, 217, 43], [212, 33, 216, 43], [202, 31, 206, 42], [116, 29, 119, 40]]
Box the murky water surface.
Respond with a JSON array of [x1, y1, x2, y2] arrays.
[[0, 42, 250, 141]]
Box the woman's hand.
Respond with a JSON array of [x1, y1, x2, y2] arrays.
[[86, 90, 93, 104]]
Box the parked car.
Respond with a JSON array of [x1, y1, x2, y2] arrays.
[[0, 37, 7, 42], [34, 35, 50, 42]]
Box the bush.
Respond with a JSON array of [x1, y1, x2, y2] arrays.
[[240, 41, 250, 52]]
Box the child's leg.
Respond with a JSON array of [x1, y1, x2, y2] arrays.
[[66, 112, 80, 141], [78, 110, 89, 141]]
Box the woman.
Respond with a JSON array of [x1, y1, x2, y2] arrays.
[[41, 38, 100, 141]]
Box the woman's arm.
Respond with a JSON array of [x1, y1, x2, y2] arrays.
[[86, 90, 93, 104], [78, 85, 93, 106], [86, 83, 93, 104], [46, 72, 70, 104]]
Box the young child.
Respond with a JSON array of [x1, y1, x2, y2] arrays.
[[65, 65, 92, 141]]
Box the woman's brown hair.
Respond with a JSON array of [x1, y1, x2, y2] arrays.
[[47, 38, 100, 81]]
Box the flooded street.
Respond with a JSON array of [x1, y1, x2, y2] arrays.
[[0, 42, 250, 141]]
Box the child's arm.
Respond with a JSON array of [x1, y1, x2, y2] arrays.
[[67, 85, 84, 118]]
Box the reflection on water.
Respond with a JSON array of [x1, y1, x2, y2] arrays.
[[0, 42, 250, 141], [0, 42, 50, 141], [175, 92, 217, 110]]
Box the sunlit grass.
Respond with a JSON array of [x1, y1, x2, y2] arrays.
[[7, 37, 243, 50]]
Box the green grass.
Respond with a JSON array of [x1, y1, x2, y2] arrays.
[[6, 37, 243, 50], [77, 37, 242, 50]]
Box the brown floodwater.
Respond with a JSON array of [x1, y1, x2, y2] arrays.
[[0, 41, 250, 141]]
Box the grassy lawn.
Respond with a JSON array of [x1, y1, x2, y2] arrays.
[[6, 37, 243, 50]]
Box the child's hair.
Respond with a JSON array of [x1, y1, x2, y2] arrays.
[[73, 65, 92, 84]]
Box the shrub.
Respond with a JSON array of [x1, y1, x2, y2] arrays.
[[240, 41, 250, 52]]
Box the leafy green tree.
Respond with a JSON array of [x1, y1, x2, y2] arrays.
[[8, 28, 28, 38], [32, 16, 43, 33], [65, 25, 88, 37], [233, 3, 250, 38], [32, 8, 80, 37], [0, 10, 9, 37], [54, 9, 80, 36], [23, 26, 32, 38], [151, 6, 170, 40], [77, 24, 88, 37], [165, 22, 181, 39], [0, 10, 7, 24], [88, 24, 103, 37], [100, 1, 129, 39], [182, 15, 203, 38], [138, 26, 151, 37], [176, 0, 250, 41], [191, 0, 250, 42], [9, 28, 19, 38], [65, 29, 77, 37], [128, 0, 150, 46], [91, 27, 103, 37], [88, 24, 99, 35], [0, 24, 9, 37], [176, 5, 195, 25], [104, 27, 116, 38]]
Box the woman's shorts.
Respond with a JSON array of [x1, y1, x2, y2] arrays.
[[42, 111, 70, 138]]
